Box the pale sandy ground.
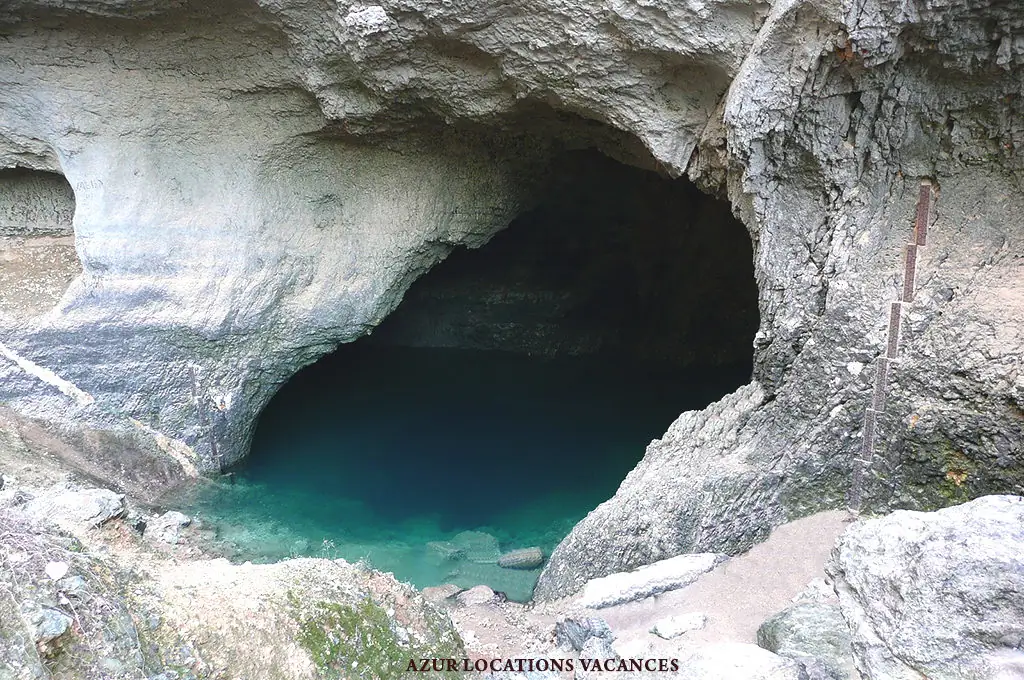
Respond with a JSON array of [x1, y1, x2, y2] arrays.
[[444, 510, 854, 673]]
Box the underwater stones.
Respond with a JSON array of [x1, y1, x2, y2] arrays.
[[577, 553, 727, 609], [445, 560, 540, 603], [497, 547, 544, 570], [451, 531, 501, 564], [827, 495, 1024, 680], [428, 541, 466, 562]]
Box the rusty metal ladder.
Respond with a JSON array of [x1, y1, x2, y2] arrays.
[[849, 181, 934, 513]]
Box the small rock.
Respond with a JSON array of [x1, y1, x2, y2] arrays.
[[579, 636, 618, 661], [24, 603, 73, 644], [651, 612, 706, 639], [791, 578, 835, 604], [126, 509, 148, 534], [421, 583, 462, 604], [575, 636, 619, 680], [99, 657, 127, 674], [456, 584, 498, 606], [147, 511, 191, 544], [498, 547, 545, 570], [45, 561, 69, 581], [57, 575, 88, 597], [578, 553, 727, 608], [0, 487, 32, 509], [555, 616, 614, 652]]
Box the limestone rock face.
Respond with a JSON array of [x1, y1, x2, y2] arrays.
[[826, 496, 1024, 680], [537, 0, 1024, 597], [0, 0, 769, 474], [0, 0, 1023, 605]]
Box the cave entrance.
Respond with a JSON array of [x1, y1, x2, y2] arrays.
[[194, 150, 758, 601], [0, 169, 80, 323]]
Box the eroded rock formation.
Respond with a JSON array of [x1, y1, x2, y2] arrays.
[[827, 495, 1024, 679], [1, 0, 1022, 602]]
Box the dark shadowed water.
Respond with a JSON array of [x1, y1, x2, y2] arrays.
[[178, 345, 749, 601]]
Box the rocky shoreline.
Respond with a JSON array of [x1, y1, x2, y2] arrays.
[[2, 0, 1024, 677], [2, 434, 1021, 679]]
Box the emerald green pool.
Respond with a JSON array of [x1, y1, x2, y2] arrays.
[[177, 345, 747, 601]]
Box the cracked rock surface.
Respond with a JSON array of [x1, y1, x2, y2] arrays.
[[827, 495, 1024, 680], [0, 0, 1022, 601]]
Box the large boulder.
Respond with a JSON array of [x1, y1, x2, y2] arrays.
[[757, 601, 857, 680], [22, 486, 125, 529], [827, 495, 1024, 680]]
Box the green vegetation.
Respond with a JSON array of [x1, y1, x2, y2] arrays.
[[290, 593, 464, 680]]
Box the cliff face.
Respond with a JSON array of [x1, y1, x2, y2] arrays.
[[1, 0, 1021, 598]]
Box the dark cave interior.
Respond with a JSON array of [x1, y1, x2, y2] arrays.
[[199, 149, 760, 599]]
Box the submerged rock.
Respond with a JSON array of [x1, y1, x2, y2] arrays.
[[498, 547, 544, 570], [577, 552, 726, 608], [757, 602, 856, 680], [451, 531, 501, 564], [427, 540, 467, 562], [827, 495, 1024, 680]]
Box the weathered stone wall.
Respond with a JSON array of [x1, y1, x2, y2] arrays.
[[0, 0, 1020, 600], [536, 0, 1024, 598]]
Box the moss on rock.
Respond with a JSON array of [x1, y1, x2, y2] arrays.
[[292, 594, 465, 680]]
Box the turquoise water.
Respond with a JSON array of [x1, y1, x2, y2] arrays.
[[177, 345, 747, 601]]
